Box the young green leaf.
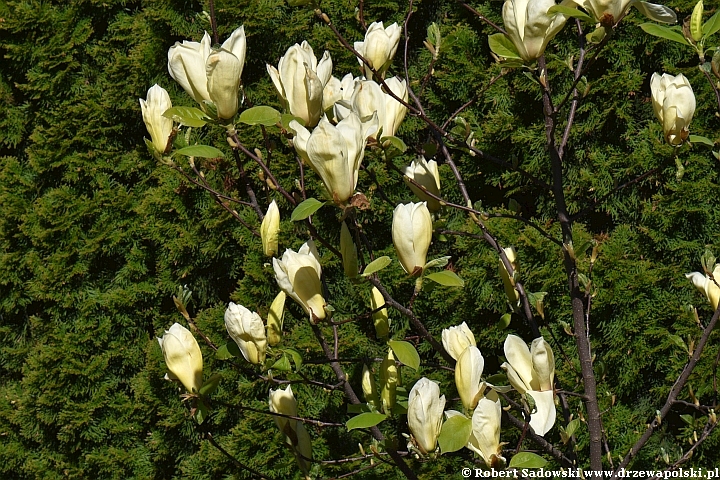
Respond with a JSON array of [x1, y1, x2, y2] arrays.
[[362, 256, 392, 276], [238, 106, 282, 126], [702, 9, 720, 37], [290, 198, 325, 221], [689, 134, 714, 146], [388, 340, 420, 371], [162, 106, 210, 127], [547, 5, 593, 23], [639, 24, 690, 46], [488, 33, 522, 60], [425, 270, 464, 287], [508, 452, 548, 468], [174, 145, 225, 158], [215, 343, 235, 360], [199, 373, 222, 395], [438, 415, 473, 453], [346, 412, 386, 431]]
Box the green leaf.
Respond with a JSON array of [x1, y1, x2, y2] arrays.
[[668, 334, 688, 352], [282, 113, 304, 131], [174, 145, 224, 158], [423, 256, 451, 270], [499, 313, 512, 329], [388, 340, 420, 371], [488, 33, 522, 60], [282, 348, 303, 370], [586, 26, 606, 44], [639, 24, 690, 46], [689, 134, 714, 146], [438, 415, 473, 453], [508, 452, 548, 468], [565, 418, 580, 437], [238, 106, 282, 126], [547, 5, 593, 23], [381, 135, 407, 153], [346, 412, 386, 431], [216, 343, 235, 360], [195, 398, 210, 425], [162, 106, 210, 127], [199, 373, 222, 395], [227, 340, 243, 358], [271, 354, 292, 372], [703, 10, 720, 37], [425, 270, 464, 287], [362, 256, 392, 276], [290, 198, 325, 221]]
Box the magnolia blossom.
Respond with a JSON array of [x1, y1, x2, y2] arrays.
[[269, 385, 312, 476], [456, 346, 485, 411], [407, 377, 445, 455], [572, 0, 676, 25], [335, 77, 408, 140], [499, 247, 520, 306], [650, 73, 696, 146], [502, 0, 568, 62], [261, 200, 280, 257], [403, 157, 441, 212], [322, 73, 358, 114], [157, 323, 203, 393], [441, 322, 477, 361], [291, 113, 377, 204], [224, 302, 267, 365], [139, 84, 173, 154], [686, 264, 720, 311], [273, 240, 326, 323], [501, 335, 556, 436], [168, 27, 246, 120], [267, 41, 333, 127], [392, 202, 433, 275], [354, 21, 402, 79], [362, 364, 380, 410], [468, 392, 505, 467]]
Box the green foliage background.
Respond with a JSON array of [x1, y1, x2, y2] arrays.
[[1, 0, 719, 477]]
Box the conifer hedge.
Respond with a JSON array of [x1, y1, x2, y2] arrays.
[[1, 0, 720, 478]]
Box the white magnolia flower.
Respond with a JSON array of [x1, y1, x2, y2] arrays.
[[168, 27, 246, 120], [441, 322, 477, 361], [650, 73, 696, 146], [267, 41, 333, 127], [403, 157, 441, 212], [502, 0, 568, 62], [501, 334, 556, 436], [224, 302, 267, 365], [354, 21, 402, 79], [686, 264, 720, 311], [273, 240, 326, 323]]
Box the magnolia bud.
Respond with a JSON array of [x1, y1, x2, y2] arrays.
[[392, 202, 433, 276], [370, 286, 390, 339], [269, 385, 312, 476], [403, 157, 441, 212], [441, 322, 476, 361], [407, 377, 445, 455], [340, 222, 358, 278], [468, 391, 505, 467], [380, 349, 398, 413], [362, 364, 380, 410], [686, 264, 720, 310], [157, 323, 203, 393], [224, 302, 267, 365], [139, 84, 173, 154], [499, 247, 520, 306], [266, 291, 286, 346], [455, 346, 485, 411], [261, 200, 280, 257]]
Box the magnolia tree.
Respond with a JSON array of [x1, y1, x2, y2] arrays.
[[141, 0, 720, 477]]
